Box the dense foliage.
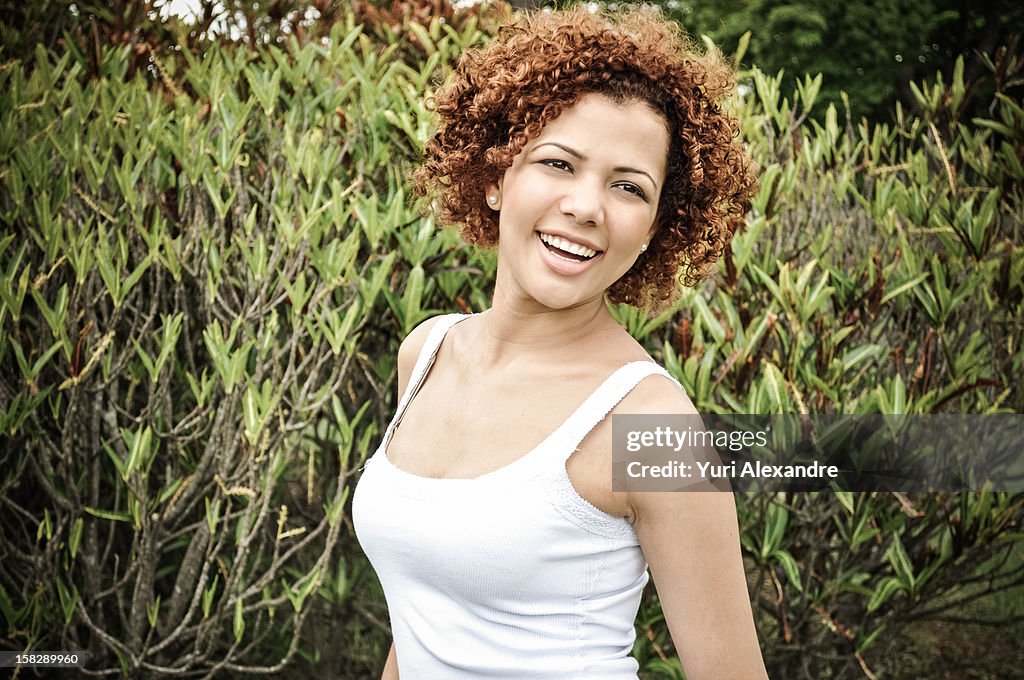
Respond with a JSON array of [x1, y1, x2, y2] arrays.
[[519, 0, 1024, 122], [629, 59, 1024, 678], [0, 3, 1022, 679]]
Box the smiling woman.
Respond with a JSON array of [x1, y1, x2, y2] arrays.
[[415, 6, 757, 308], [352, 6, 763, 680]]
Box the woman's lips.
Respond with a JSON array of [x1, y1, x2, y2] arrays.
[[535, 231, 603, 275], [538, 231, 600, 259]]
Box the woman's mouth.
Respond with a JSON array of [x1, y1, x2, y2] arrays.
[[538, 232, 600, 262]]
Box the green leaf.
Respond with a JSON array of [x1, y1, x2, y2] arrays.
[[156, 477, 185, 507], [751, 263, 786, 309], [38, 508, 52, 541], [360, 251, 397, 308], [858, 623, 888, 653], [880, 272, 929, 304], [55, 579, 78, 625], [692, 294, 726, 345], [867, 576, 904, 612], [283, 566, 322, 613], [407, 21, 437, 55], [29, 283, 71, 358], [403, 264, 425, 335], [762, 502, 788, 557], [121, 425, 155, 480], [147, 595, 161, 629], [243, 379, 282, 445], [887, 534, 916, 592], [202, 574, 219, 619], [972, 118, 1015, 138], [0, 251, 30, 322], [842, 344, 883, 372], [152, 312, 184, 380], [25, 340, 63, 381], [0, 583, 15, 628], [774, 549, 803, 590], [233, 596, 245, 642], [760, 361, 788, 412], [834, 491, 855, 515], [205, 497, 221, 534], [84, 505, 132, 523], [68, 517, 83, 559], [732, 31, 751, 70], [133, 339, 156, 381], [245, 65, 282, 117]]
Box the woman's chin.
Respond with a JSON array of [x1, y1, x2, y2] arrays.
[[520, 286, 605, 313], [494, 267, 608, 312]]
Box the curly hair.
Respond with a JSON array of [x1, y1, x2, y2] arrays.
[[412, 6, 757, 307]]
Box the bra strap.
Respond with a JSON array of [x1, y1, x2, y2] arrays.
[[391, 314, 468, 425], [555, 361, 682, 462]]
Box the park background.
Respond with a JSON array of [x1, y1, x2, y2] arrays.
[[0, 0, 1022, 677]]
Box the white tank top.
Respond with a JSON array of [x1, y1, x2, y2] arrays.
[[353, 314, 679, 679]]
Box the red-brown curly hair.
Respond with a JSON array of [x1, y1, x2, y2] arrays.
[[412, 6, 757, 307]]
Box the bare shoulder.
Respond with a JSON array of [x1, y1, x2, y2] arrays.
[[614, 366, 699, 417], [568, 362, 700, 521], [396, 315, 450, 394], [614, 367, 722, 512], [590, 324, 699, 418]]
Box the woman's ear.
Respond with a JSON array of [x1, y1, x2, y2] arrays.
[[644, 222, 659, 249], [485, 182, 502, 210]]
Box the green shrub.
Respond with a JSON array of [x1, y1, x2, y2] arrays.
[[0, 13, 492, 677], [624, 53, 1024, 680]]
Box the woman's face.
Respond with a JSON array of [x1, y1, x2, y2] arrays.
[[488, 92, 669, 311]]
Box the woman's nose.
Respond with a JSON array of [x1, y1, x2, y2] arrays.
[[559, 178, 605, 226]]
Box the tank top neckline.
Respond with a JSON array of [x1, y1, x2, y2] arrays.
[[373, 313, 666, 496]]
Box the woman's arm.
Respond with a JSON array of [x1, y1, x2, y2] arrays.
[[625, 380, 768, 680], [631, 489, 767, 679], [381, 642, 399, 680]]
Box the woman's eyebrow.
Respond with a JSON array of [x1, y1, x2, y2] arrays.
[[533, 142, 658, 189]]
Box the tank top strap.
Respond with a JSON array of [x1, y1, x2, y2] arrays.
[[392, 313, 469, 424], [554, 361, 680, 462]]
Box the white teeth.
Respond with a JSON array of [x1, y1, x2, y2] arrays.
[[539, 233, 598, 258]]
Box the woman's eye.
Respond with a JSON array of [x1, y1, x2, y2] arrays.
[[617, 183, 647, 200], [541, 159, 573, 172]]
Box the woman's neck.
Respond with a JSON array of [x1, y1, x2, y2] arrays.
[[468, 287, 619, 371]]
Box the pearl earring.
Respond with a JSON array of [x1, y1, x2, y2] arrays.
[[488, 195, 498, 205], [640, 243, 648, 253]]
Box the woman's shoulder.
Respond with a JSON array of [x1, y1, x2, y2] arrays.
[[398, 315, 444, 363], [614, 359, 698, 418], [396, 313, 471, 385], [584, 327, 698, 416]]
